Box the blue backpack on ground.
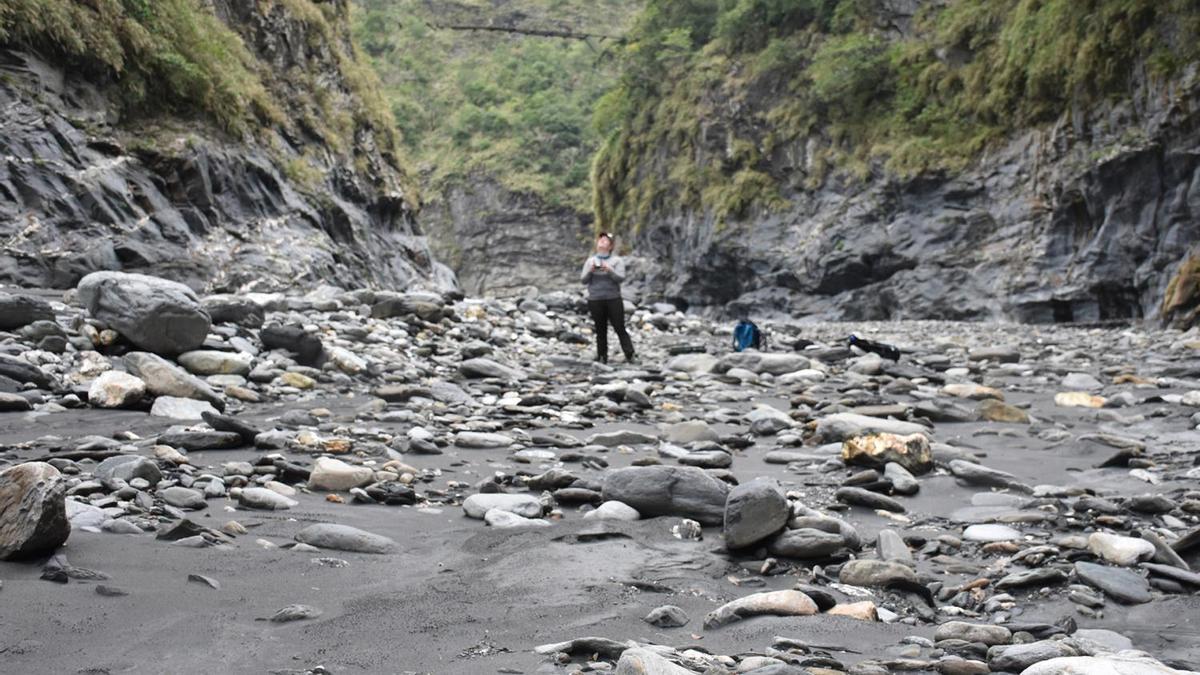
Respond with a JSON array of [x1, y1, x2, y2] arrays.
[[732, 320, 764, 352]]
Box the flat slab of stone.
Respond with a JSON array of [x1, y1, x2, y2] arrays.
[[703, 589, 817, 628], [462, 493, 542, 519], [453, 431, 515, 448], [715, 352, 812, 375], [586, 430, 659, 447], [294, 523, 396, 554], [1021, 653, 1181, 675], [237, 487, 297, 511], [157, 430, 242, 450], [602, 466, 729, 526], [813, 413, 929, 443], [934, 621, 1012, 646], [1075, 561, 1152, 604]]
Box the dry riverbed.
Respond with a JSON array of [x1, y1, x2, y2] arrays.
[[1, 279, 1199, 674]]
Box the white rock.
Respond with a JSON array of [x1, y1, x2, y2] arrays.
[[726, 367, 759, 382], [150, 396, 218, 420], [66, 499, 109, 530], [483, 509, 551, 528], [327, 346, 367, 375], [307, 457, 374, 492], [177, 350, 253, 376], [778, 368, 827, 384], [462, 493, 542, 519], [77, 351, 112, 378], [717, 352, 811, 375], [745, 404, 795, 432], [237, 487, 298, 510], [615, 648, 695, 675], [660, 420, 720, 444], [88, 371, 146, 408], [665, 353, 719, 374], [407, 427, 434, 442], [849, 353, 884, 375], [1087, 532, 1156, 567], [264, 481, 297, 497], [584, 500, 641, 521], [1019, 651, 1188, 674], [453, 431, 514, 448], [963, 524, 1022, 542]]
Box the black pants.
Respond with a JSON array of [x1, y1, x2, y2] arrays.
[[588, 298, 634, 362]]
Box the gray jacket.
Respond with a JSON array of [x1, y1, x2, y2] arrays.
[[581, 254, 625, 300]]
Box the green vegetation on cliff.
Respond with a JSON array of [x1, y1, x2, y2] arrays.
[[592, 0, 1200, 233], [0, 0, 401, 171], [352, 0, 639, 209], [0, 0, 273, 131]]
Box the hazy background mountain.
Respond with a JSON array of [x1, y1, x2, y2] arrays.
[[352, 0, 639, 296]]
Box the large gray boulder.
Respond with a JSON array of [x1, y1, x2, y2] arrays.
[[723, 478, 788, 549], [95, 455, 162, 487], [0, 292, 55, 330], [123, 352, 224, 411], [77, 271, 210, 355], [0, 353, 56, 390], [0, 462, 69, 560], [602, 466, 730, 525]]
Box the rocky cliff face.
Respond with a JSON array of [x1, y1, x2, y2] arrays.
[[422, 175, 592, 296], [0, 0, 454, 293], [595, 2, 1200, 326], [614, 66, 1200, 324]]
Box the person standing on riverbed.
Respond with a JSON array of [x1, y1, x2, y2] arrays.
[[581, 232, 636, 364]]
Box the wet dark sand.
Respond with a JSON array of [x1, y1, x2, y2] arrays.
[[1, 354, 1199, 674]]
